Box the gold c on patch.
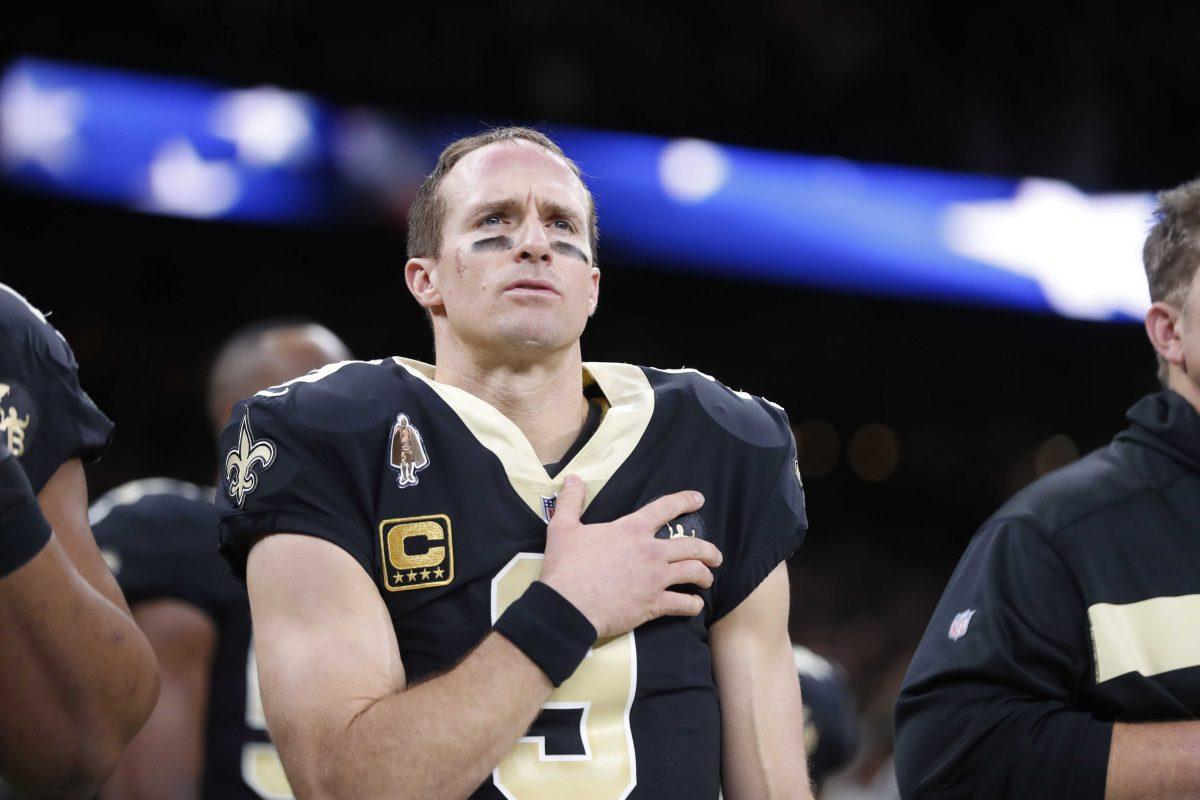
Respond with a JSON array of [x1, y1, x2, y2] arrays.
[[379, 515, 454, 592]]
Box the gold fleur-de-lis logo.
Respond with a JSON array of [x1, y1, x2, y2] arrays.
[[224, 410, 276, 508]]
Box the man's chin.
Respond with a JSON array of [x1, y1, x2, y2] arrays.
[[492, 316, 584, 354]]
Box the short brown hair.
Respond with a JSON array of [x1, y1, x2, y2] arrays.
[[406, 126, 598, 264], [1143, 179, 1200, 383]]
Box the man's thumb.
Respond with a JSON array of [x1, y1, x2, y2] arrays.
[[550, 474, 586, 527]]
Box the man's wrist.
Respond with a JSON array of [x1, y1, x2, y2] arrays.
[[493, 581, 597, 686]]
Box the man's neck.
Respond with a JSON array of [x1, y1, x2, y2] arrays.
[[433, 336, 590, 467], [1168, 370, 1200, 416]]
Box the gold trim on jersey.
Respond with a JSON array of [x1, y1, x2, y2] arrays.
[[393, 358, 654, 520], [1089, 594, 1200, 683]]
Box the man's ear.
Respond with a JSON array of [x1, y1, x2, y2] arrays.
[[405, 257, 443, 310], [587, 266, 601, 317], [1145, 300, 1185, 369]]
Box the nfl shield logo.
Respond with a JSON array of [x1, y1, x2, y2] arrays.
[[541, 494, 557, 522], [948, 609, 976, 641]]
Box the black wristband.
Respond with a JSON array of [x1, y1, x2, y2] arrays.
[[0, 451, 52, 578], [493, 580, 598, 687]]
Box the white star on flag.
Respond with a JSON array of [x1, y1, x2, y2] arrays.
[[0, 71, 84, 175], [941, 178, 1155, 321], [210, 86, 315, 168], [145, 137, 241, 218]]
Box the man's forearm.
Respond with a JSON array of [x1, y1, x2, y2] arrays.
[[711, 565, 812, 800], [100, 600, 215, 800], [1106, 721, 1200, 800], [0, 537, 160, 797], [306, 632, 552, 799], [37, 459, 134, 616]]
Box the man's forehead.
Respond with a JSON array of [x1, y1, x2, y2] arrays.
[[443, 140, 588, 213]]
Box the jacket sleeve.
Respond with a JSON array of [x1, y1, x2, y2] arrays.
[[894, 517, 1112, 800]]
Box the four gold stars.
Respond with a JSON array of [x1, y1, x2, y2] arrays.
[[391, 566, 450, 586]]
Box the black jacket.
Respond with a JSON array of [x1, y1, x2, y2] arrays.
[[895, 390, 1200, 800]]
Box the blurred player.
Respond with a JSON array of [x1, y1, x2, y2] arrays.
[[895, 181, 1200, 798], [92, 320, 351, 800], [0, 284, 159, 798], [794, 646, 859, 794], [217, 127, 812, 799]]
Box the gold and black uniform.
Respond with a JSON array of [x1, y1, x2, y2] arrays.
[[217, 357, 807, 800], [91, 480, 293, 800], [0, 283, 112, 494]]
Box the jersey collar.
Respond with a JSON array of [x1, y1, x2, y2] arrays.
[[393, 357, 655, 520]]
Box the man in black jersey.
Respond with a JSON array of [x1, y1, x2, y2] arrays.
[[895, 181, 1200, 799], [793, 646, 859, 794], [218, 127, 812, 799], [0, 284, 159, 797], [93, 320, 351, 800]]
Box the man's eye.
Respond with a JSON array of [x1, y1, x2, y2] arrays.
[[552, 219, 575, 232], [481, 215, 504, 226]]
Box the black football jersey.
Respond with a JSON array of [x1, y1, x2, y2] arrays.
[[217, 357, 807, 800], [0, 283, 113, 493], [91, 479, 294, 800]]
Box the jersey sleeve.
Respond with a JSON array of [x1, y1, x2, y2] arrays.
[[92, 493, 237, 620], [894, 517, 1112, 800], [709, 401, 808, 622], [216, 395, 376, 583], [0, 286, 114, 493]]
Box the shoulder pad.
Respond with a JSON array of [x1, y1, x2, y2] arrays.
[[0, 283, 75, 370], [90, 477, 213, 527], [645, 366, 792, 450], [244, 358, 416, 436]]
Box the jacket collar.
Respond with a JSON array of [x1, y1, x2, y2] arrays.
[[1118, 390, 1200, 472]]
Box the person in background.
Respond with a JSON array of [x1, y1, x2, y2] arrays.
[[895, 180, 1200, 798], [93, 319, 351, 800], [0, 283, 159, 798], [794, 645, 860, 795], [822, 652, 905, 800]]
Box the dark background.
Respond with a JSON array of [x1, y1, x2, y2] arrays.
[[0, 0, 1184, 785]]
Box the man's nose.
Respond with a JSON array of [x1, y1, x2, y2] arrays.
[[514, 218, 552, 263]]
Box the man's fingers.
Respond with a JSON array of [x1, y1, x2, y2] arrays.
[[662, 536, 722, 568], [627, 490, 704, 532], [657, 591, 706, 618], [548, 474, 586, 529], [665, 559, 714, 590]]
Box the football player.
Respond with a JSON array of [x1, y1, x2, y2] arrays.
[[794, 646, 859, 793], [218, 128, 813, 799], [0, 284, 159, 797], [93, 320, 351, 799]]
